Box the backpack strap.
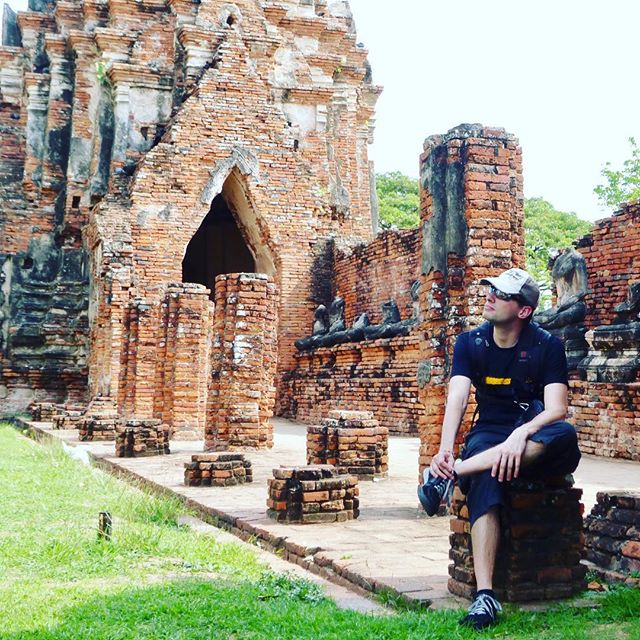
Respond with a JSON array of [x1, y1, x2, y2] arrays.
[[510, 322, 552, 404], [468, 321, 492, 391]]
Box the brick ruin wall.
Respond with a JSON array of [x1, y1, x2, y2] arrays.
[[280, 228, 423, 435], [0, 0, 380, 424], [334, 228, 421, 325], [575, 202, 640, 329], [569, 202, 640, 460]]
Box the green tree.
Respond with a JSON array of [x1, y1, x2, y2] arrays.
[[594, 137, 640, 208], [376, 172, 420, 229], [524, 197, 591, 303]]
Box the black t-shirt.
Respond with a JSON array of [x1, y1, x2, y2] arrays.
[[450, 327, 568, 426]]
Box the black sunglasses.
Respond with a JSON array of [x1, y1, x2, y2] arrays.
[[487, 285, 525, 304]]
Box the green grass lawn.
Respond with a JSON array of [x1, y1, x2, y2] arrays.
[[1, 423, 639, 640]]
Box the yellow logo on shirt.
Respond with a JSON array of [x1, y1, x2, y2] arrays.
[[485, 376, 512, 385]]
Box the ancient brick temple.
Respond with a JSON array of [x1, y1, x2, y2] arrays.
[[2, 1, 639, 465], [0, 0, 380, 445]]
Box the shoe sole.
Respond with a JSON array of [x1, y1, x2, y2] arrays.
[[417, 480, 451, 516]]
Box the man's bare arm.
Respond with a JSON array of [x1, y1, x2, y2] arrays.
[[430, 375, 471, 479], [491, 382, 568, 481]]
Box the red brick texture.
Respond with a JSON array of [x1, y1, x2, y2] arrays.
[[569, 381, 640, 460], [184, 452, 253, 487], [281, 335, 422, 436], [267, 465, 359, 524], [334, 228, 421, 325], [448, 478, 586, 602], [205, 274, 278, 450], [306, 410, 388, 480], [576, 203, 640, 329], [584, 491, 640, 584]]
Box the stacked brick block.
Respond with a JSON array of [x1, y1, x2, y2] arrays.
[[569, 381, 640, 459], [205, 274, 278, 450], [584, 492, 640, 584], [53, 408, 84, 431], [417, 125, 524, 476], [115, 419, 170, 457], [267, 465, 359, 524], [77, 396, 120, 441], [448, 477, 586, 602], [306, 410, 388, 480], [576, 203, 640, 329], [283, 335, 422, 436], [31, 402, 63, 422], [184, 453, 253, 487]]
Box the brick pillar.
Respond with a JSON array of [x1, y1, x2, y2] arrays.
[[120, 297, 159, 419], [158, 283, 212, 440], [416, 124, 524, 478], [205, 273, 278, 450]]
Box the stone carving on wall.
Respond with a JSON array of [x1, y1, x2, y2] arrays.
[[295, 282, 421, 351], [578, 282, 640, 383], [535, 248, 589, 370]]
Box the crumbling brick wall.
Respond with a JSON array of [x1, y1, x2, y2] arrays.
[[569, 202, 640, 461], [282, 335, 422, 436], [334, 228, 421, 325], [575, 202, 640, 329], [0, 0, 380, 425], [281, 226, 422, 436]]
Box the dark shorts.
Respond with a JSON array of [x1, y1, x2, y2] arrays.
[[460, 421, 581, 527]]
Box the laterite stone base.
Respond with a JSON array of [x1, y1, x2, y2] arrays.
[[184, 453, 253, 487], [448, 476, 587, 602], [115, 420, 170, 457], [267, 465, 359, 524], [306, 410, 388, 480]]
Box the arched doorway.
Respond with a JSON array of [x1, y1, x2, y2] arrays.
[[182, 192, 256, 299]]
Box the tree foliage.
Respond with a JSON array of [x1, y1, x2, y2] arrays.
[[375, 172, 420, 229], [594, 137, 640, 209], [524, 197, 591, 301]]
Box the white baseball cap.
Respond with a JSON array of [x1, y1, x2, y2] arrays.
[[480, 268, 540, 308]]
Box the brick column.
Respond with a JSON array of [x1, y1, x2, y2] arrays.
[[158, 283, 212, 440], [416, 124, 524, 478], [205, 273, 278, 450]]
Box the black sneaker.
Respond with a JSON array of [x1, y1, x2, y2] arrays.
[[417, 467, 453, 516], [459, 591, 502, 630]]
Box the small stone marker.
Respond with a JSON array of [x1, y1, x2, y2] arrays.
[[184, 452, 253, 486], [267, 464, 359, 524]]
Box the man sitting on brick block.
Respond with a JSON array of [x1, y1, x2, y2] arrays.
[[418, 268, 581, 630]]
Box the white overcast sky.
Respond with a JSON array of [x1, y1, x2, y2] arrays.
[[6, 0, 639, 221]]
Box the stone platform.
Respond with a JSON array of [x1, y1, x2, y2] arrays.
[[19, 417, 640, 610]]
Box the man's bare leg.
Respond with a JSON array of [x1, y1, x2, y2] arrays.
[[471, 507, 500, 590], [454, 440, 545, 478]]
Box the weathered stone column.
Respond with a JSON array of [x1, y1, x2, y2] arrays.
[[417, 124, 524, 478], [205, 273, 278, 450], [158, 283, 212, 440]]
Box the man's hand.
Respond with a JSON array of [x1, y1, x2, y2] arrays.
[[431, 449, 455, 479], [491, 427, 529, 482]]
